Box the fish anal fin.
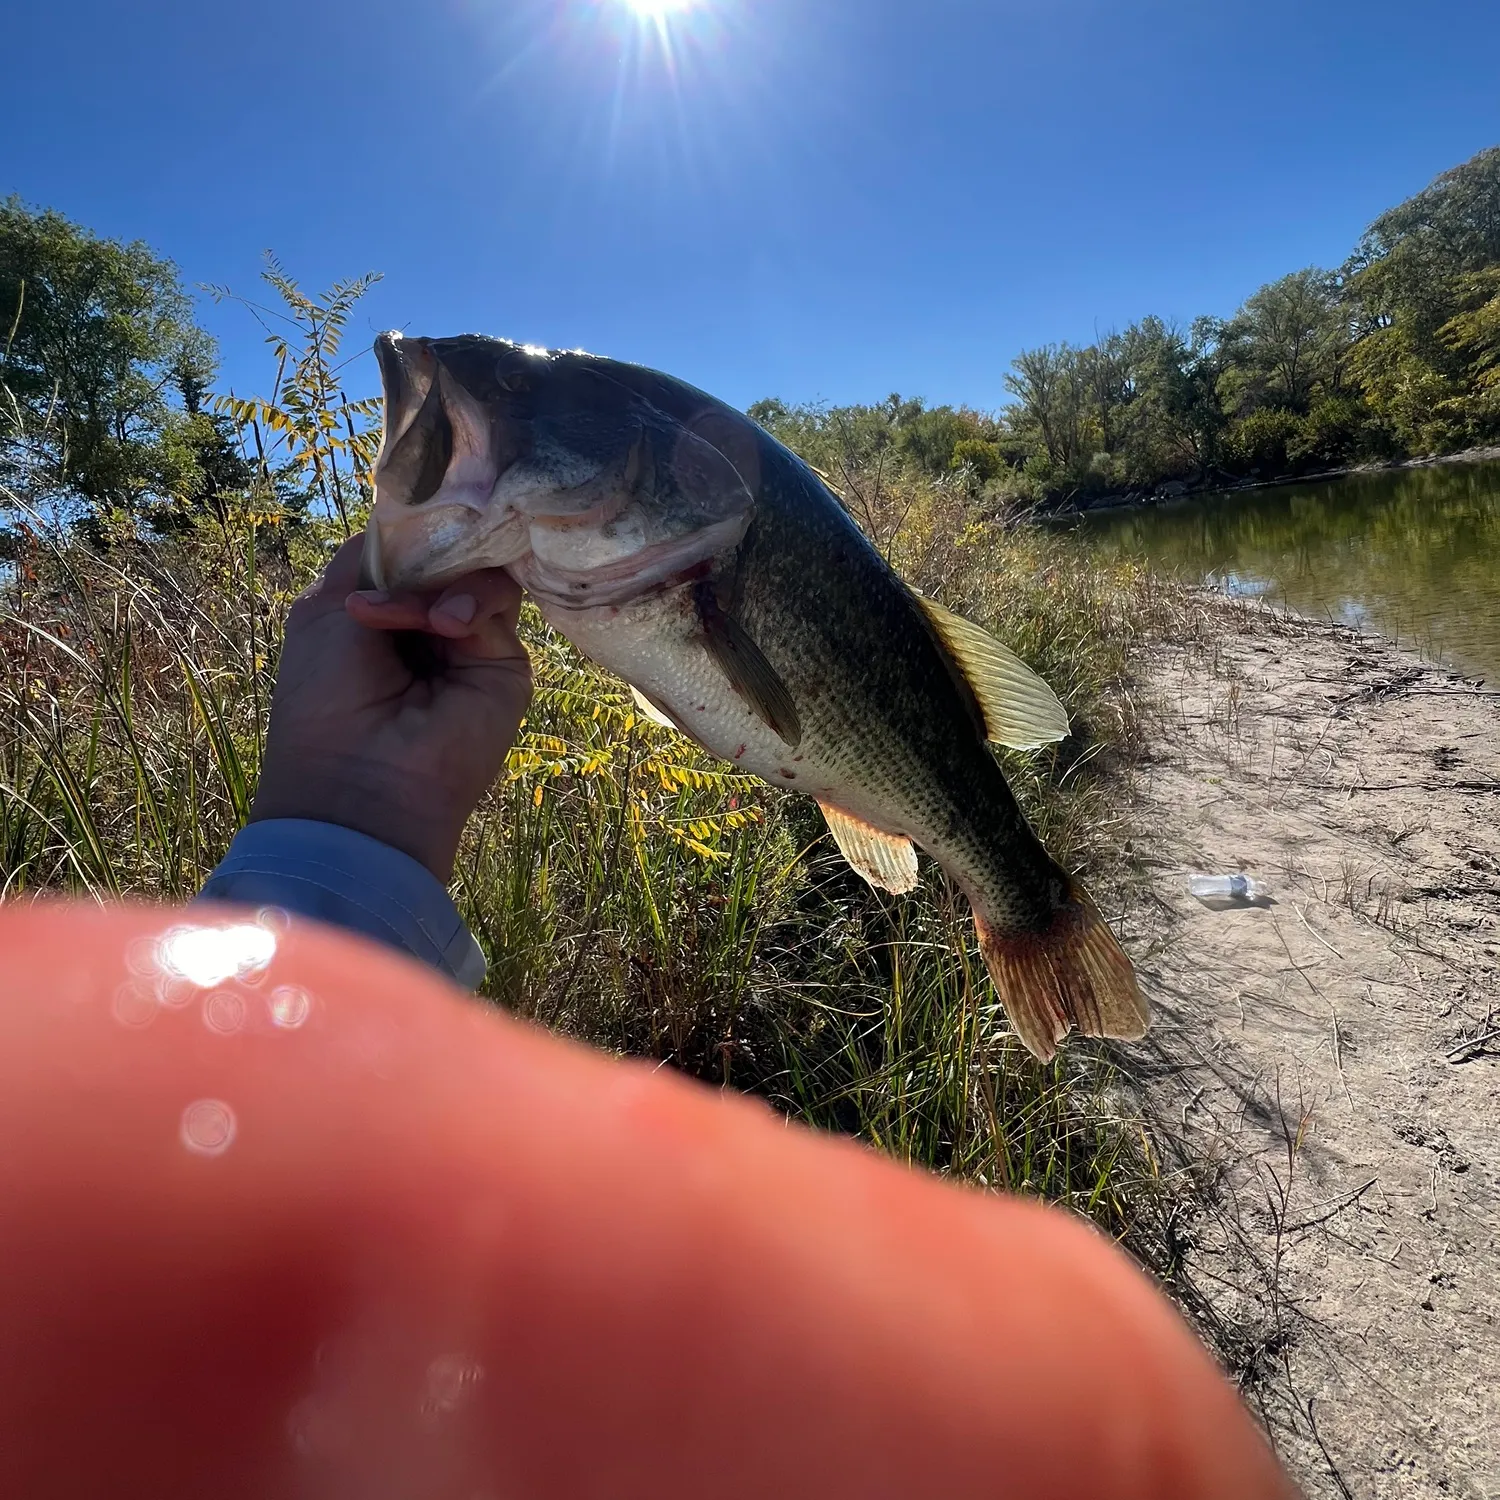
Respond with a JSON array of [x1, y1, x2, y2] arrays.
[[915, 595, 1070, 750], [629, 684, 680, 732], [969, 877, 1149, 1061], [818, 802, 919, 895], [695, 585, 802, 747]]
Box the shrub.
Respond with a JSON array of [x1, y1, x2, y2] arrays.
[[1224, 407, 1303, 473]]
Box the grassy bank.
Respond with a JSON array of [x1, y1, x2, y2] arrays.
[[0, 465, 1188, 1245]]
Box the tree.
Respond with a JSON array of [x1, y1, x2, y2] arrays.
[[0, 198, 216, 521], [1220, 268, 1346, 413], [1079, 332, 1129, 455], [1345, 147, 1500, 447], [1114, 317, 1228, 481], [209, 256, 384, 534], [1006, 344, 1089, 470]]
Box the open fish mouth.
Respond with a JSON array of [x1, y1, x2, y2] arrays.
[[363, 332, 755, 600]]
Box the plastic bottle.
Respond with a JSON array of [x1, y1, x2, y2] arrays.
[[1187, 873, 1271, 908]]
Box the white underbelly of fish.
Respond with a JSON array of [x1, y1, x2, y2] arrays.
[[539, 594, 866, 812]]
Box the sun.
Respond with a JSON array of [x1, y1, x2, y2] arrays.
[[622, 0, 697, 18]]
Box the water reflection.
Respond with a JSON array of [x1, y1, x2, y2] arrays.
[[1072, 459, 1500, 683]]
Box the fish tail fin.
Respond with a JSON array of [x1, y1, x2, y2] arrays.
[[970, 878, 1149, 1062]]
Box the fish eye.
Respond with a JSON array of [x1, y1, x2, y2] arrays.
[[500, 370, 530, 393]]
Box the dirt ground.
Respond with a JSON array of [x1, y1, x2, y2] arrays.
[[1126, 601, 1500, 1499]]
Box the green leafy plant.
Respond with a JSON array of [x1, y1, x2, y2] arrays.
[[207, 256, 384, 532]]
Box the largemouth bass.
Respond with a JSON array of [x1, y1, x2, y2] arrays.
[[363, 333, 1148, 1060]]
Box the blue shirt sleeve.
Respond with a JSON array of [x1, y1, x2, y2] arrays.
[[195, 818, 486, 990]]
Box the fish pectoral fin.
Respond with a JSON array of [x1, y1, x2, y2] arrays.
[[629, 685, 680, 732], [915, 595, 1070, 750], [696, 592, 802, 748], [817, 802, 919, 895]]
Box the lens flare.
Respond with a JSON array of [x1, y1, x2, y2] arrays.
[[624, 0, 696, 16]]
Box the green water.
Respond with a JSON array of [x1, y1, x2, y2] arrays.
[[1072, 460, 1500, 684]]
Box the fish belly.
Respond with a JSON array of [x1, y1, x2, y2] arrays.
[[539, 592, 892, 820]]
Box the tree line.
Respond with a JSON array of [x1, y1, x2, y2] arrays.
[[2, 145, 1498, 541], [752, 146, 1500, 507]]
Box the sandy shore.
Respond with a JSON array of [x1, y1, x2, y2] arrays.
[[1128, 601, 1500, 1499]]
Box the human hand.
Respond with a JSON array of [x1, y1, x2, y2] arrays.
[[250, 536, 532, 882]]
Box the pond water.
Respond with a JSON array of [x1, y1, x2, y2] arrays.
[[1070, 459, 1500, 684]]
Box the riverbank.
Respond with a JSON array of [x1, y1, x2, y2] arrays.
[[1128, 597, 1500, 1498], [1048, 444, 1500, 516]]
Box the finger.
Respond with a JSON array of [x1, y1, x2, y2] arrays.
[[0, 903, 1297, 1500], [345, 589, 435, 633], [428, 570, 527, 661], [323, 532, 372, 593]]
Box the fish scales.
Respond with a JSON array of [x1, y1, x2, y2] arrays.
[[715, 439, 1062, 936]]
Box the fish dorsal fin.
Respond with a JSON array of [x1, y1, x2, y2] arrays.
[[695, 586, 802, 748], [914, 596, 1069, 750], [630, 685, 680, 732], [817, 802, 919, 895]]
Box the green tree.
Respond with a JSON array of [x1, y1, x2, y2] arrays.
[[209, 256, 384, 533], [1345, 146, 1500, 447], [1220, 268, 1346, 414], [1118, 317, 1228, 481], [0, 198, 216, 521], [1006, 344, 1088, 471]]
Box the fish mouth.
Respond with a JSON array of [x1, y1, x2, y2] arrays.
[[364, 331, 753, 602], [363, 503, 531, 594]]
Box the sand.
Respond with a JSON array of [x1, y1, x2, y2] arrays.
[[1129, 601, 1500, 1499]]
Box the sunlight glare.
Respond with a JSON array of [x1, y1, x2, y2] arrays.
[[623, 0, 698, 19]]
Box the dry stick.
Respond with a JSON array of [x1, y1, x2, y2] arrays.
[[1305, 1397, 1357, 1500], [1274, 711, 1340, 809], [1338, 780, 1500, 793], [1270, 915, 1325, 1002], [1270, 916, 1354, 1106], [1329, 1001, 1354, 1110], [1285, 1177, 1378, 1234], [1294, 902, 1345, 959], [1446, 1026, 1500, 1063]]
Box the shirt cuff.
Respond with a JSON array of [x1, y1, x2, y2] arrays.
[[196, 819, 486, 990]]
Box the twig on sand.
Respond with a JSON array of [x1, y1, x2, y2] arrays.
[[1446, 1026, 1500, 1064], [1337, 780, 1500, 794], [1329, 1001, 1354, 1109], [1306, 1397, 1357, 1500], [1271, 916, 1325, 1001], [1295, 902, 1345, 959], [1285, 1177, 1378, 1233]]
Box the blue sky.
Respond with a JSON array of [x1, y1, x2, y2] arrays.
[[6, 0, 1498, 412]]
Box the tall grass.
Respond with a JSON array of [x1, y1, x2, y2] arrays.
[[0, 464, 1189, 1245]]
